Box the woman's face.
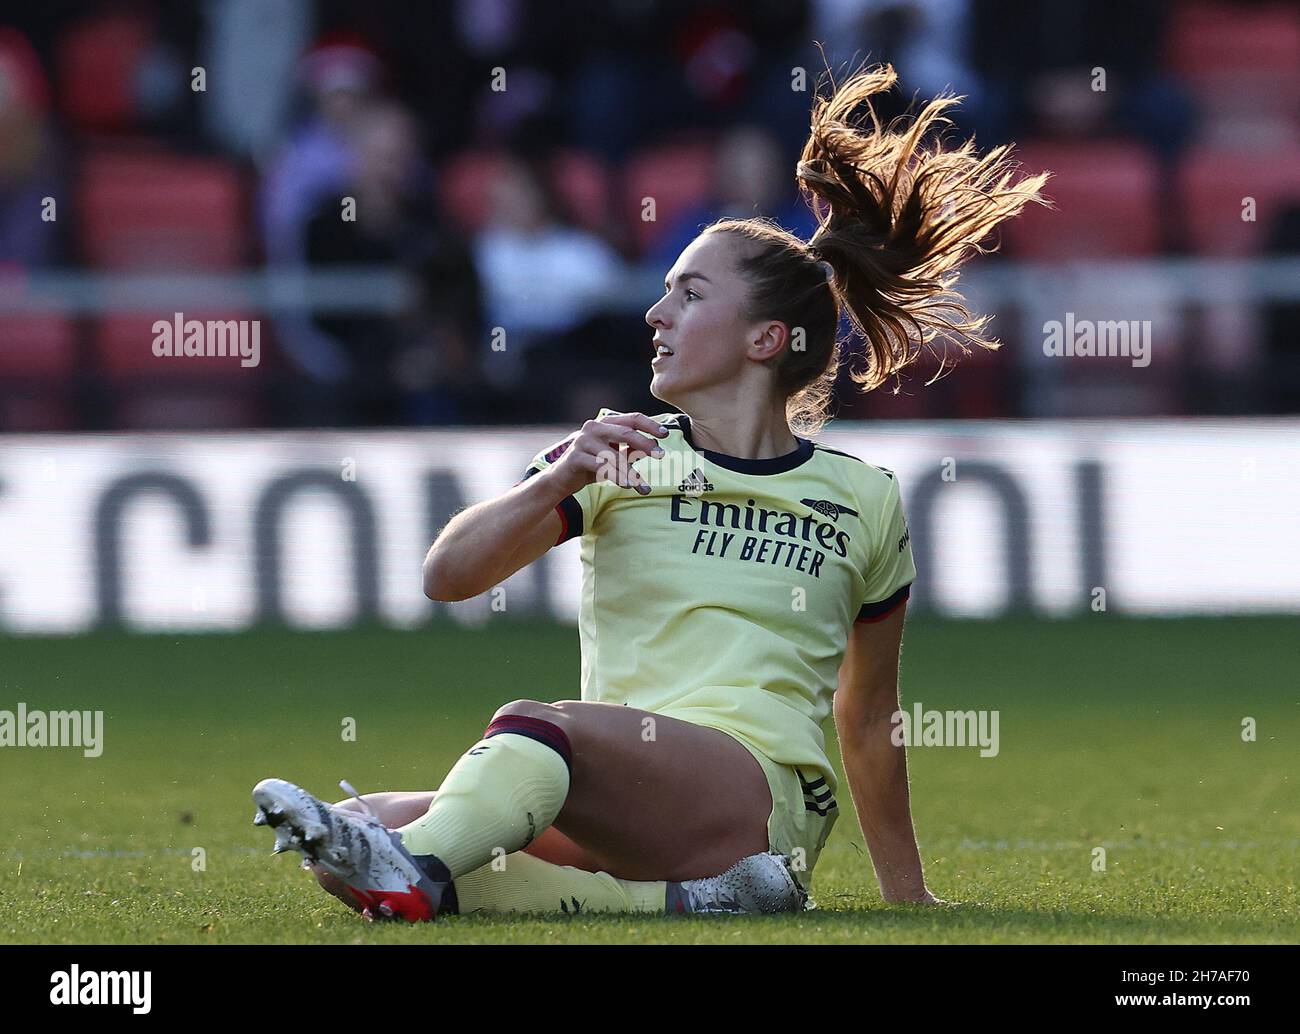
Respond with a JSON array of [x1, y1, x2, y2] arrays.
[[644, 232, 767, 405]]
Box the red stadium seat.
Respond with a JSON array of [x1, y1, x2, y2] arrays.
[[622, 140, 716, 253], [0, 315, 76, 375], [1002, 141, 1162, 258], [0, 394, 76, 432], [438, 150, 514, 235], [0, 315, 77, 431], [1178, 145, 1300, 255], [92, 313, 265, 429], [946, 339, 1013, 418], [78, 149, 247, 270], [56, 12, 153, 133], [549, 149, 613, 234], [1166, 3, 1300, 125], [94, 313, 263, 375], [113, 388, 263, 430], [1168, 2, 1300, 75], [845, 378, 941, 420], [439, 148, 614, 236]]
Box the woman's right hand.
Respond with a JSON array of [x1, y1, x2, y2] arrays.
[[543, 412, 670, 497]]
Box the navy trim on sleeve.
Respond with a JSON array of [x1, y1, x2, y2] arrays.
[[855, 583, 911, 623], [555, 494, 584, 544], [519, 464, 584, 544]]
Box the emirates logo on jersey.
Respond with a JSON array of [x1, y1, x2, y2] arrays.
[[669, 494, 853, 561]]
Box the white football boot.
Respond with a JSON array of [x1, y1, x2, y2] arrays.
[[252, 777, 452, 921], [668, 852, 808, 915]]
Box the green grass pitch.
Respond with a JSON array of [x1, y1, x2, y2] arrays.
[[1, 616, 1295, 944]]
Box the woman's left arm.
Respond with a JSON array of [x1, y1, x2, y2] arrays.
[[833, 601, 946, 904]]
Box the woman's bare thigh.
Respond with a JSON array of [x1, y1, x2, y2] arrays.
[[333, 700, 772, 883], [496, 699, 772, 882]]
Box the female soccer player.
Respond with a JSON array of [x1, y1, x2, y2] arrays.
[[254, 64, 1047, 920]]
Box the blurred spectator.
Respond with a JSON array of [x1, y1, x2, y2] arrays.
[[260, 34, 384, 397], [1261, 203, 1300, 413], [1, 0, 1298, 427], [471, 154, 625, 391], [648, 126, 819, 272], [0, 27, 65, 268], [970, 0, 1193, 159], [811, 0, 980, 103], [565, 1, 815, 164], [293, 102, 484, 425], [200, 0, 315, 162], [260, 34, 382, 265], [562, 1, 688, 165]]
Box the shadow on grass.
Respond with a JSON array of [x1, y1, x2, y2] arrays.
[[395, 897, 1291, 942]]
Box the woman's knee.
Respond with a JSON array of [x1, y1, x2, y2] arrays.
[[491, 698, 570, 725]]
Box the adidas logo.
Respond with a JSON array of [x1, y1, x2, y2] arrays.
[[677, 468, 714, 494]]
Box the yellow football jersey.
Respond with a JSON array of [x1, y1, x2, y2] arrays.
[[520, 409, 915, 795]]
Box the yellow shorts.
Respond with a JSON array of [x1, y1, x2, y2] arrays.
[[686, 723, 839, 900]]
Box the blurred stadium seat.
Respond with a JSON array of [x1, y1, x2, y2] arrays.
[[0, 315, 77, 431], [78, 149, 247, 270], [1004, 141, 1162, 258], [93, 314, 259, 374], [946, 339, 1013, 418], [113, 387, 262, 430], [56, 11, 153, 133], [438, 150, 513, 234], [1166, 2, 1300, 125], [622, 139, 715, 253], [549, 149, 613, 234], [0, 315, 76, 375], [1168, 2, 1300, 77], [1178, 145, 1300, 255], [75, 151, 254, 428], [0, 3, 1296, 430], [439, 148, 613, 236], [1059, 345, 1181, 417], [847, 377, 942, 420], [0, 394, 76, 432], [93, 313, 264, 430]]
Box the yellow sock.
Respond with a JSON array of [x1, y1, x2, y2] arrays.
[[397, 717, 571, 878], [453, 851, 667, 915]]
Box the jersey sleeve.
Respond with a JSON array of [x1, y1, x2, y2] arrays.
[[516, 417, 614, 546], [855, 474, 916, 623]]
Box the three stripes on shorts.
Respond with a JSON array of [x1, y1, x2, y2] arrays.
[[797, 769, 837, 816]]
